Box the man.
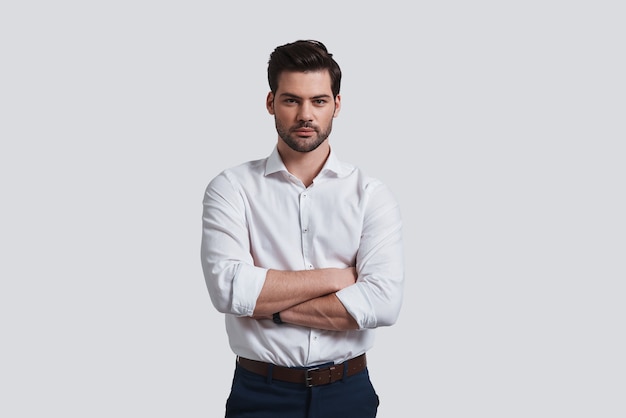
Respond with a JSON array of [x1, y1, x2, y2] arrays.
[[200, 39, 404, 418]]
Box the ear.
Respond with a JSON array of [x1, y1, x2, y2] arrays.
[[333, 94, 341, 118], [266, 92, 275, 115]]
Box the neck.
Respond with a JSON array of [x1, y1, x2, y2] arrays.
[[277, 141, 330, 187]]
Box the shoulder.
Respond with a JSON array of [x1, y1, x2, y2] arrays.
[[207, 158, 266, 188], [344, 165, 401, 214], [342, 163, 392, 196], [203, 159, 268, 208], [327, 150, 388, 192]]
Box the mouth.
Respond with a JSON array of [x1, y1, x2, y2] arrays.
[[293, 128, 316, 136]]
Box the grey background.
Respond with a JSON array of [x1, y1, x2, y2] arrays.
[[1, 1, 624, 417]]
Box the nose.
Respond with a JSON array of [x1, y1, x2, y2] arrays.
[[297, 102, 313, 122]]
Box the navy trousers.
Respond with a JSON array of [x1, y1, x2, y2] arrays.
[[224, 361, 380, 418]]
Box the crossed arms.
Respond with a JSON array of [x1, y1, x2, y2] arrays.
[[252, 267, 359, 331]]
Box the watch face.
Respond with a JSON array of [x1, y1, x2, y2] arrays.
[[273, 312, 282, 324]]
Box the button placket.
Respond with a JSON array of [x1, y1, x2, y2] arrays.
[[299, 191, 312, 267]]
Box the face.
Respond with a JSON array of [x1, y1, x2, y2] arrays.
[[266, 70, 341, 153]]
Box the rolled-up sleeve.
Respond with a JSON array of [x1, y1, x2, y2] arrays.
[[200, 173, 267, 316], [336, 181, 405, 329]]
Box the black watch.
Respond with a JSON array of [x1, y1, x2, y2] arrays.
[[272, 312, 283, 325]]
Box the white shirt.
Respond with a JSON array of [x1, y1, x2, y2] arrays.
[[201, 146, 404, 367]]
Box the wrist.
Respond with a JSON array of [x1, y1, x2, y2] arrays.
[[272, 312, 284, 325]]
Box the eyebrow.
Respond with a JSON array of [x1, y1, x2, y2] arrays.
[[278, 92, 333, 100]]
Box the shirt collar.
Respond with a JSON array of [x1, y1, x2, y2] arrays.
[[264, 146, 286, 176], [264, 145, 353, 179]]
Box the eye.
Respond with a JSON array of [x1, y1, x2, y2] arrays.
[[284, 98, 298, 105], [314, 99, 327, 105]]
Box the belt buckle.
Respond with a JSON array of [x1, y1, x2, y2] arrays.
[[305, 365, 337, 387], [304, 366, 320, 387]]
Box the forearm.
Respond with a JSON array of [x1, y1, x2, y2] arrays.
[[280, 294, 359, 331], [253, 267, 356, 316]]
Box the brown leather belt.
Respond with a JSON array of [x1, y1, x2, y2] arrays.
[[237, 353, 367, 387]]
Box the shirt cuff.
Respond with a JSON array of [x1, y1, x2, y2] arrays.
[[336, 283, 376, 329], [232, 264, 268, 317]]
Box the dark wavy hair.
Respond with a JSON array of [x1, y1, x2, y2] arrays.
[[267, 40, 342, 98]]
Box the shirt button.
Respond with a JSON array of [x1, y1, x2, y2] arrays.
[[303, 228, 308, 233]]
